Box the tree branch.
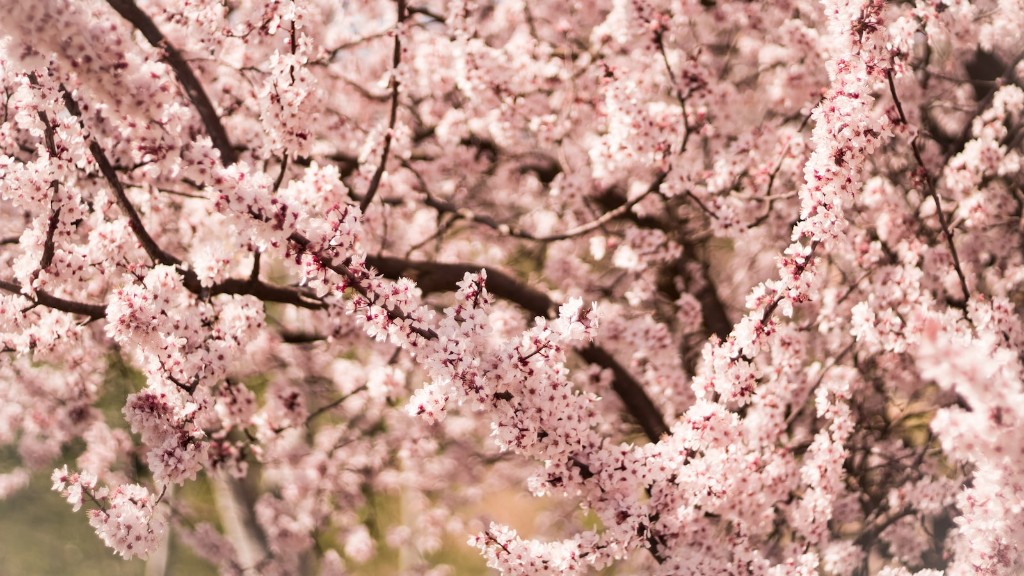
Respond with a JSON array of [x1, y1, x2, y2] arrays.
[[106, 0, 237, 165], [0, 280, 106, 320], [366, 255, 553, 319], [26, 73, 62, 274], [887, 70, 970, 303], [413, 165, 666, 242], [189, 276, 327, 310], [62, 88, 181, 267], [364, 255, 670, 440], [359, 0, 407, 212], [577, 344, 670, 440]]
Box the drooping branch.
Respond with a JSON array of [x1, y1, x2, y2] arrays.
[[887, 70, 970, 304], [61, 88, 181, 267], [365, 254, 670, 440], [105, 0, 237, 165], [286, 228, 669, 440]]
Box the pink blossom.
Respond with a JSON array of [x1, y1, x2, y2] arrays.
[[0, 0, 1023, 573]]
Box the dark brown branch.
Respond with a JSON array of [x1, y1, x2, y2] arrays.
[[0, 280, 106, 320], [415, 167, 667, 243], [89, 131, 179, 266], [249, 251, 262, 283], [287, 230, 667, 440], [106, 0, 237, 165], [273, 153, 289, 192], [27, 74, 62, 273], [186, 276, 326, 310], [62, 88, 181, 267], [359, 0, 407, 213], [366, 255, 553, 319], [577, 344, 669, 440], [38, 206, 61, 271], [407, 5, 445, 22], [887, 70, 970, 303], [279, 330, 327, 344], [364, 255, 670, 440]]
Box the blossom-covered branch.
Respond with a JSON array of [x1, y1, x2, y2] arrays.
[[1, 0, 1023, 574]]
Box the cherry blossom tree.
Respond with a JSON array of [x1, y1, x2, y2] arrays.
[[1, 0, 1023, 574]]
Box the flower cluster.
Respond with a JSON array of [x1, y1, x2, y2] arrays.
[[52, 465, 166, 560], [1, 0, 1023, 573]]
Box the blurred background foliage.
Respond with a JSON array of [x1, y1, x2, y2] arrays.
[[0, 452, 491, 575], [0, 353, 492, 574]]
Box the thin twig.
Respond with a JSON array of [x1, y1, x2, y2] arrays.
[[887, 69, 970, 303], [327, 30, 392, 59], [26, 73, 62, 273], [746, 143, 793, 229], [306, 385, 368, 424], [360, 0, 407, 213], [655, 30, 692, 153], [407, 159, 667, 242]]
